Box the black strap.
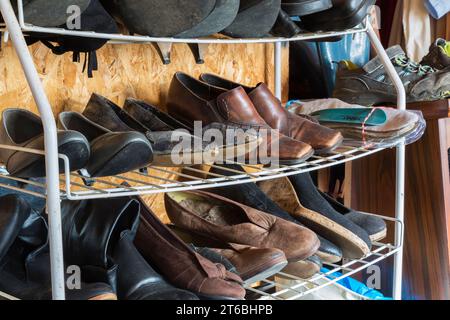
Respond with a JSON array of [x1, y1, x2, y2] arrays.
[[81, 51, 98, 78]]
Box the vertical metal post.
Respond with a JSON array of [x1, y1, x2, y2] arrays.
[[366, 23, 406, 300], [0, 0, 66, 300], [274, 41, 283, 100]]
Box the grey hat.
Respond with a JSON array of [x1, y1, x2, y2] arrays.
[[222, 0, 282, 38], [18, 0, 91, 27], [110, 0, 218, 37]]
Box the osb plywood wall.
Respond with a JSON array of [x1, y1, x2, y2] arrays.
[[0, 41, 289, 220]]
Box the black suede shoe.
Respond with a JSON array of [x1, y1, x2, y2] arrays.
[[0, 195, 116, 300], [0, 109, 90, 178], [59, 111, 154, 177], [207, 164, 343, 263], [319, 191, 387, 242], [61, 197, 198, 300]]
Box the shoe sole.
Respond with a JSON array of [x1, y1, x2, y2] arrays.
[[316, 250, 343, 264], [151, 149, 219, 167], [276, 259, 321, 280], [242, 259, 289, 285], [333, 88, 397, 106], [294, 208, 371, 259], [88, 293, 118, 301], [261, 148, 315, 167], [313, 135, 345, 155], [370, 228, 387, 242]]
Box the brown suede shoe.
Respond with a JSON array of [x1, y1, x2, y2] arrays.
[[200, 73, 344, 153], [168, 224, 288, 284], [133, 194, 246, 300], [167, 72, 314, 165], [164, 191, 320, 262]]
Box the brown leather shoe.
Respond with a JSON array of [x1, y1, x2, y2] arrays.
[[164, 191, 320, 262], [200, 73, 344, 153], [133, 194, 246, 300], [168, 224, 288, 284], [167, 72, 314, 164]]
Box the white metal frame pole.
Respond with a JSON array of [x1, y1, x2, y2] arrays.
[[366, 23, 406, 300], [0, 0, 66, 300], [274, 41, 283, 100]]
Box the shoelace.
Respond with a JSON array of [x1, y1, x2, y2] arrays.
[[394, 54, 436, 76]]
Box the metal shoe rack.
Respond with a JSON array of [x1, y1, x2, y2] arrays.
[[0, 0, 406, 300]]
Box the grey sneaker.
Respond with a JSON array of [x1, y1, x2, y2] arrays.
[[333, 45, 450, 105], [421, 38, 450, 70]]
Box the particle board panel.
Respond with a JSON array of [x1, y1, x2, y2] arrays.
[[0, 41, 289, 221]]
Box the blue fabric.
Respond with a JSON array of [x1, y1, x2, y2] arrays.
[[291, 33, 371, 98], [321, 267, 393, 300], [425, 0, 450, 20], [315, 33, 371, 96], [0, 176, 46, 212]]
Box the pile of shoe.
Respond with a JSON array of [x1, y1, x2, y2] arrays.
[[0, 167, 388, 300], [0, 72, 345, 179], [0, 194, 245, 300], [164, 169, 387, 282]]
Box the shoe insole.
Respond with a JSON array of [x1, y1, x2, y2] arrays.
[[170, 192, 246, 226], [311, 108, 387, 126]]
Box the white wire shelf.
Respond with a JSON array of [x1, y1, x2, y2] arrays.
[[0, 141, 394, 201], [1, 0, 369, 45], [245, 213, 403, 300]]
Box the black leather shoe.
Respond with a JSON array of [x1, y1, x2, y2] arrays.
[[84, 94, 218, 166], [319, 191, 387, 242], [61, 197, 198, 300], [206, 164, 343, 264], [300, 0, 376, 32], [0, 195, 116, 300], [0, 109, 90, 178], [58, 111, 153, 177]]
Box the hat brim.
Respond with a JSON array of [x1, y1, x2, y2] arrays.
[[22, 0, 91, 27]]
